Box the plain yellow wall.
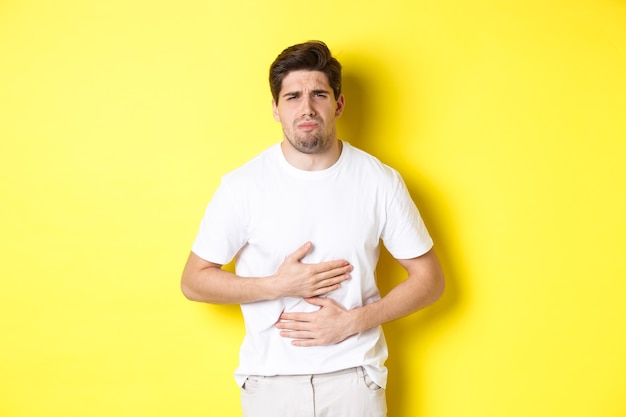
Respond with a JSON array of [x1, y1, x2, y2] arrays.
[[1, 1, 625, 416]]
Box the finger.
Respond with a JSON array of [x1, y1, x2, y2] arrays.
[[290, 339, 320, 347], [316, 273, 351, 288], [276, 321, 309, 331], [279, 330, 313, 339], [303, 297, 332, 307], [311, 283, 342, 297], [278, 311, 308, 322], [313, 260, 352, 274], [287, 241, 313, 262]]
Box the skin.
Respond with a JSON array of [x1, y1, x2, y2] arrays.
[[272, 70, 345, 171], [181, 69, 445, 346], [181, 242, 353, 304], [275, 251, 444, 346]]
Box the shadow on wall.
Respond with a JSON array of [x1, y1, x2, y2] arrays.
[[341, 52, 462, 417]]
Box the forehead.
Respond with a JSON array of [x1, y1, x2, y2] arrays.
[[280, 70, 331, 92]]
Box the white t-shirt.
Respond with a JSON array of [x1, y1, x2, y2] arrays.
[[192, 141, 433, 388]]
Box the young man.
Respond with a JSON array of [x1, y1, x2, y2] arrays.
[[181, 40, 444, 417]]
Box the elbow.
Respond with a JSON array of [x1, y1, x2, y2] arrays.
[[180, 275, 201, 302], [180, 271, 224, 304], [180, 281, 195, 301], [424, 250, 446, 306], [430, 270, 445, 304], [422, 265, 445, 307]]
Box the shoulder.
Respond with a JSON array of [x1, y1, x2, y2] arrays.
[[221, 143, 280, 187], [342, 142, 403, 184]]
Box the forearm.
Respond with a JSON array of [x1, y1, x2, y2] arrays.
[[180, 247, 353, 305], [181, 254, 278, 304], [182, 267, 281, 304], [352, 277, 441, 333], [274, 250, 444, 347], [350, 250, 445, 334]]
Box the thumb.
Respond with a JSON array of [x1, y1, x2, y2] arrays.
[[303, 296, 332, 307], [287, 241, 313, 262]]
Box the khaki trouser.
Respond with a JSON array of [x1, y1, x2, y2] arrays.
[[240, 366, 387, 417]]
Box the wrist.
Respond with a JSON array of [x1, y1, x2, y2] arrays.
[[350, 303, 379, 335], [261, 274, 282, 300], [348, 304, 371, 335]]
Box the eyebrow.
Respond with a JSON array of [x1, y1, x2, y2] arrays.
[[281, 89, 331, 98]]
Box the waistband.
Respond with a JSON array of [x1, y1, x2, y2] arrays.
[[248, 366, 365, 381]]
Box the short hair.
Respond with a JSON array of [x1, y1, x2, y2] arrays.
[[269, 41, 342, 103]]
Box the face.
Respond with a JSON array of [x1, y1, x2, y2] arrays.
[[272, 70, 345, 155]]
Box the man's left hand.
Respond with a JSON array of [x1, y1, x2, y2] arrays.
[[275, 297, 355, 346]]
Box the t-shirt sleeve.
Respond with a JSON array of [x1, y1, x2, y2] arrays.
[[381, 172, 434, 259], [191, 178, 249, 265]]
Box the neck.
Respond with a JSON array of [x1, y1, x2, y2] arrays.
[[281, 139, 343, 171]]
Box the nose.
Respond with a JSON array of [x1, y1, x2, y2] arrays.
[[301, 97, 316, 117]]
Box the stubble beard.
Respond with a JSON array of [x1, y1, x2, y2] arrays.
[[285, 123, 335, 155]]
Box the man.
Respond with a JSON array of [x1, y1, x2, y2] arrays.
[[181, 40, 444, 417]]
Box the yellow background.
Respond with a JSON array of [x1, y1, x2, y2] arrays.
[[1, 0, 625, 416]]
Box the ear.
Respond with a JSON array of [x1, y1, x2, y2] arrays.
[[335, 94, 345, 118], [272, 99, 281, 122]]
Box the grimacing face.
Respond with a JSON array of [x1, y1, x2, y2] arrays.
[[272, 70, 345, 155]]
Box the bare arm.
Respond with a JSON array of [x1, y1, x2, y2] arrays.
[[180, 242, 353, 304], [276, 248, 445, 346], [352, 248, 445, 331]]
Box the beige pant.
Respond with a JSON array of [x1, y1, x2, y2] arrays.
[[240, 367, 387, 417]]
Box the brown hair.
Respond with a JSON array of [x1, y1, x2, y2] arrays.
[[269, 40, 342, 103]]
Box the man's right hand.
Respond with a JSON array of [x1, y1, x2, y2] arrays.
[[271, 242, 352, 299]]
